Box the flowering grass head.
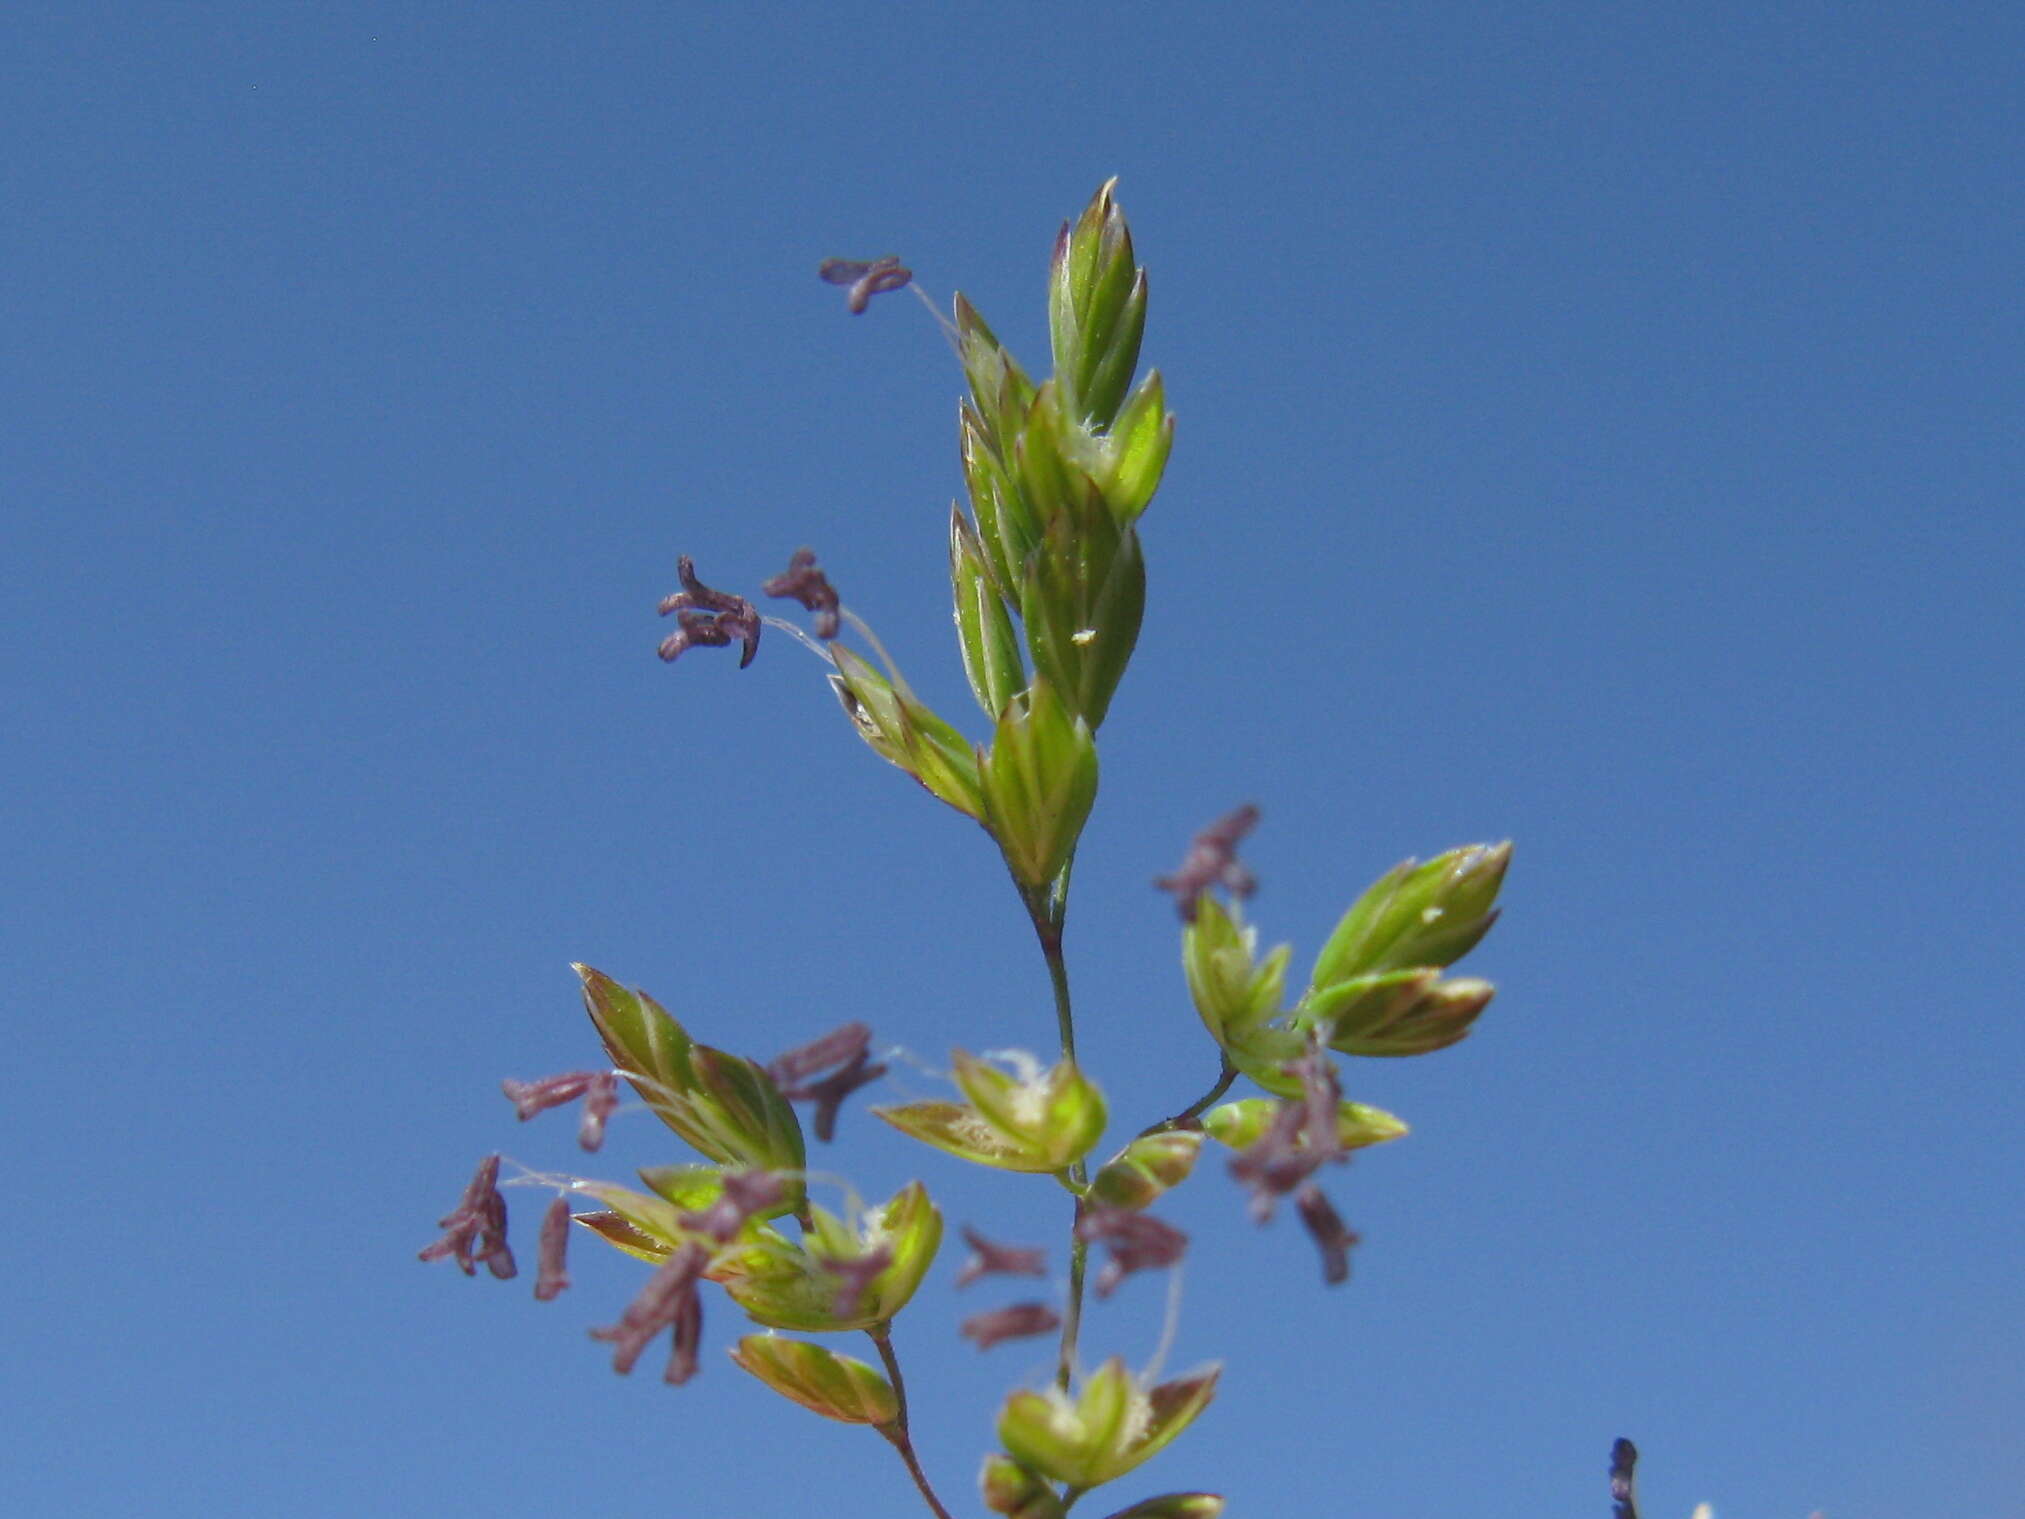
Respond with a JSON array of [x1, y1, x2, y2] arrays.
[[421, 181, 1508, 1519]]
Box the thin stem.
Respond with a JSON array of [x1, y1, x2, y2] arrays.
[[1021, 864, 1090, 1392], [1137, 1055, 1238, 1137], [1057, 1205, 1089, 1392], [1036, 901, 1076, 1065], [868, 1324, 954, 1519]]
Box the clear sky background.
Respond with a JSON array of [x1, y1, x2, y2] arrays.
[[5, 6, 2020, 1518]]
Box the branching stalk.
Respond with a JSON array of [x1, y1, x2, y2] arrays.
[[868, 1324, 955, 1519], [1138, 1055, 1238, 1137]]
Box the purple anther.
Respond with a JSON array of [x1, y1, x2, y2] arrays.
[[418, 1153, 517, 1281], [1076, 1207, 1189, 1298], [501, 1071, 596, 1121], [577, 1071, 621, 1152], [589, 1242, 708, 1376], [767, 1022, 886, 1143], [1154, 804, 1261, 921], [761, 547, 842, 640], [960, 1302, 1062, 1351], [1228, 1045, 1345, 1220], [534, 1196, 573, 1301], [766, 1022, 872, 1090], [818, 255, 912, 314], [953, 1226, 1048, 1289], [1295, 1184, 1360, 1287], [824, 1244, 894, 1319], [666, 1288, 703, 1385], [657, 556, 762, 668], [678, 1169, 787, 1246]]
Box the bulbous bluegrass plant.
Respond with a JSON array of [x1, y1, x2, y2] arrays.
[[421, 181, 1511, 1519]]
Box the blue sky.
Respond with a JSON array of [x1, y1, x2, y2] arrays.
[[5, 5, 2020, 1517]]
